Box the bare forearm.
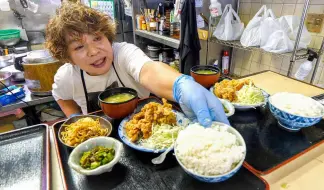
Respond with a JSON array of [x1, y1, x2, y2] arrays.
[[57, 99, 81, 117], [139, 62, 182, 101]]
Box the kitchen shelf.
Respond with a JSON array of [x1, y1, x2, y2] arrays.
[[209, 38, 312, 60], [135, 30, 180, 49]]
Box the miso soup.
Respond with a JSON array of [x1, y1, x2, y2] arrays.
[[103, 93, 135, 103], [196, 70, 217, 74]]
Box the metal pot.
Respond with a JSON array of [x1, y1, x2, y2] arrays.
[[0, 71, 12, 90]]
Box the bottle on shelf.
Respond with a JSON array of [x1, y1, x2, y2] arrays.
[[209, 0, 222, 38], [295, 51, 317, 81], [222, 51, 229, 75]]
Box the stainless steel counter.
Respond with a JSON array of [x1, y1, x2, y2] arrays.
[[0, 85, 54, 112]]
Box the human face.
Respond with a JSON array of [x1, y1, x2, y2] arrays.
[[66, 33, 113, 76]]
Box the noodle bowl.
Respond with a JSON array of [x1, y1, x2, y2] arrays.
[[59, 115, 112, 148]]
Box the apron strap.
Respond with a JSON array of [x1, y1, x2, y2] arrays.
[[80, 62, 125, 113], [112, 62, 125, 87], [80, 69, 90, 113]]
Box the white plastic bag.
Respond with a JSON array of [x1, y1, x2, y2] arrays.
[[260, 10, 293, 53], [240, 5, 267, 47], [213, 4, 244, 41], [278, 15, 311, 49]]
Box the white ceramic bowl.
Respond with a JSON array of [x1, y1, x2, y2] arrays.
[[220, 99, 235, 117], [174, 122, 246, 183], [68, 137, 123, 175]]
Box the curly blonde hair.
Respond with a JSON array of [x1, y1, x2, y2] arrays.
[[45, 2, 116, 62]]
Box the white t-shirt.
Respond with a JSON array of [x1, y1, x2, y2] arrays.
[[52, 42, 152, 114]]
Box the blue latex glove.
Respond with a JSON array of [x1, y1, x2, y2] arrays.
[[173, 75, 230, 127]]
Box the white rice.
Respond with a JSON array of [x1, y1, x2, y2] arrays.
[[270, 92, 324, 117], [175, 123, 245, 176]]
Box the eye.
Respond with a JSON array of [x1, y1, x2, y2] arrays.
[[74, 45, 84, 51], [94, 36, 102, 41]]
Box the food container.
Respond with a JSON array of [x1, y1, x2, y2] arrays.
[[99, 87, 138, 119], [68, 137, 123, 175], [174, 122, 246, 183], [147, 45, 161, 58], [0, 55, 14, 69], [17, 50, 63, 96], [162, 47, 174, 63], [170, 22, 180, 38], [0, 71, 12, 90], [0, 29, 20, 46], [0, 65, 24, 82], [58, 115, 113, 148], [190, 65, 221, 88], [268, 92, 324, 132]]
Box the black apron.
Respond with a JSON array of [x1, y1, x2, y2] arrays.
[[80, 62, 125, 113]]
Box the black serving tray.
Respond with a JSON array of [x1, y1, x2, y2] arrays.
[[0, 124, 50, 190], [229, 106, 324, 174], [52, 98, 268, 190]]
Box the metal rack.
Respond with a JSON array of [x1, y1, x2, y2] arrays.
[[134, 30, 180, 49], [209, 0, 324, 84], [209, 38, 311, 60]]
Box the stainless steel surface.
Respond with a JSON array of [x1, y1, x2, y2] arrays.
[[135, 30, 180, 49], [26, 31, 45, 45], [58, 115, 113, 148], [209, 38, 312, 60], [311, 39, 324, 83], [31, 91, 52, 96], [0, 85, 54, 112], [0, 65, 24, 82], [0, 37, 20, 46], [0, 124, 50, 190], [287, 0, 310, 77], [0, 55, 14, 69], [0, 71, 12, 90]]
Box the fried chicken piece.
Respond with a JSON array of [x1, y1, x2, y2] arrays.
[[125, 98, 176, 142], [213, 79, 254, 102]]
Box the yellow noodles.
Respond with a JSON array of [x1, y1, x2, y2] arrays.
[[61, 117, 108, 147]]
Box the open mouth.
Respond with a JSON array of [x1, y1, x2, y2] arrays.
[[91, 57, 106, 68]]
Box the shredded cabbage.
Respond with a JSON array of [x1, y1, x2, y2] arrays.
[[140, 124, 183, 150], [236, 83, 265, 105]]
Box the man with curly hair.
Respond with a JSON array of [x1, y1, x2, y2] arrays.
[[46, 3, 229, 126]]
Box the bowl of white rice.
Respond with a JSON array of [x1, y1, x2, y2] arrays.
[[269, 92, 324, 132], [174, 122, 246, 183]]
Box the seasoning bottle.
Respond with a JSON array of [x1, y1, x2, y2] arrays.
[[141, 20, 147, 30], [295, 53, 316, 81], [222, 51, 229, 75]]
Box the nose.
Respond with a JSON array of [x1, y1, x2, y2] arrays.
[[87, 43, 100, 57]]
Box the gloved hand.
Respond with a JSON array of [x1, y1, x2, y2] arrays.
[[173, 75, 230, 127]]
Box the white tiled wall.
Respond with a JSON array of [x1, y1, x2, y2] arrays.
[[233, 0, 324, 87]]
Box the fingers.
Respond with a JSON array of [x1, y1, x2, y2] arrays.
[[190, 95, 212, 127], [206, 92, 230, 125]]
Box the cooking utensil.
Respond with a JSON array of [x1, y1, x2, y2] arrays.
[[0, 65, 24, 82], [151, 143, 174, 164], [16, 50, 62, 96], [0, 71, 12, 90], [0, 55, 14, 69]]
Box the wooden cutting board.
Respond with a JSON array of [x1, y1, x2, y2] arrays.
[[241, 71, 324, 97]]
